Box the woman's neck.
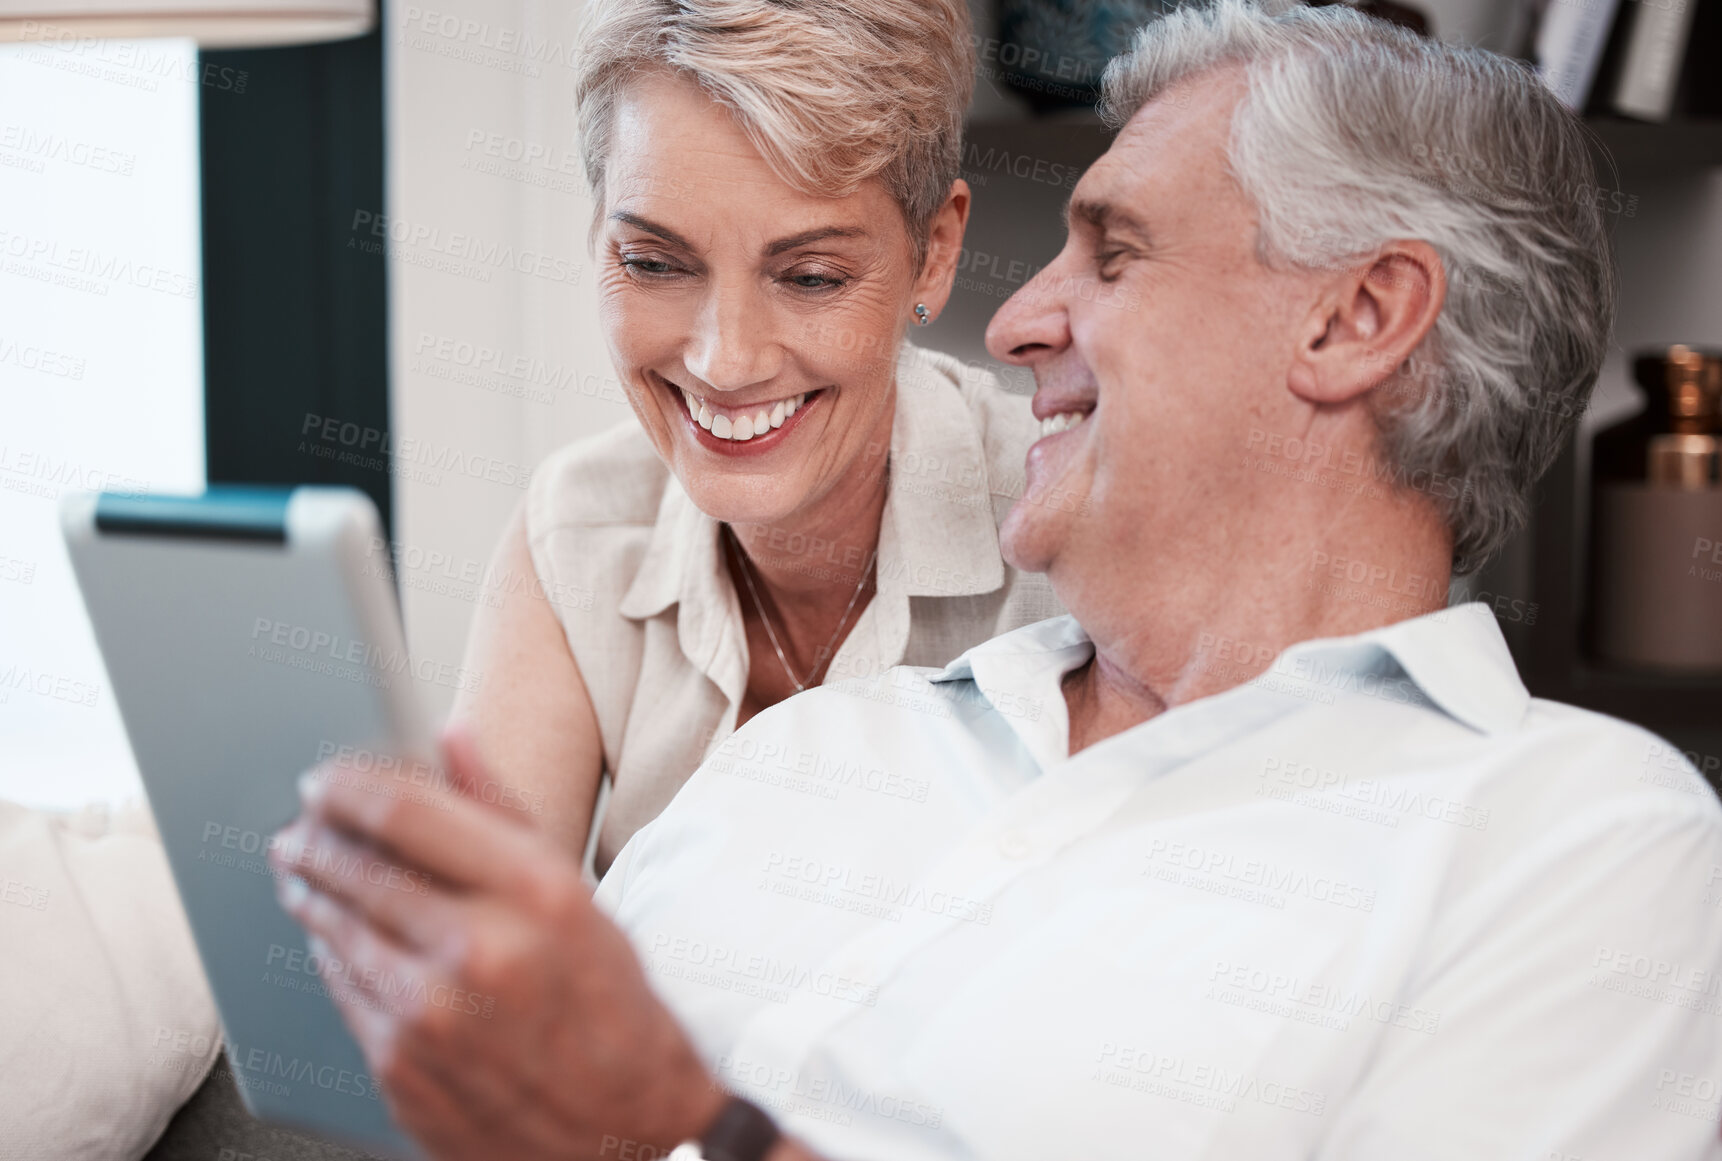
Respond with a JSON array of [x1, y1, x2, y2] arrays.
[[728, 438, 890, 606]]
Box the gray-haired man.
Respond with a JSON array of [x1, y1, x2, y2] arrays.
[[274, 4, 1722, 1158]]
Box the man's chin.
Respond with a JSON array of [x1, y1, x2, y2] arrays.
[[999, 501, 1060, 577]]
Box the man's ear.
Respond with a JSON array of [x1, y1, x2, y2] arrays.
[[911, 179, 972, 324], [1286, 239, 1446, 406]]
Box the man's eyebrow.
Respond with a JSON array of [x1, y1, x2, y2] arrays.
[[765, 226, 868, 257], [609, 212, 695, 250], [1065, 196, 1152, 245]]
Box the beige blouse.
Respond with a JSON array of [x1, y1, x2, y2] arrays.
[[524, 343, 1064, 873]]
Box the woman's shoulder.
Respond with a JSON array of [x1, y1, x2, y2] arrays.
[[899, 342, 1039, 482], [526, 418, 670, 540]]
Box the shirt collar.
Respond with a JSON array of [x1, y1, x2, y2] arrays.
[[873, 343, 1006, 601], [617, 341, 1005, 624], [1327, 600, 1531, 735], [931, 602, 1531, 738]]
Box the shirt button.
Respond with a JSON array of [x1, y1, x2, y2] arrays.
[[998, 830, 1033, 860]]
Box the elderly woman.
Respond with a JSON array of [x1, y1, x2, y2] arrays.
[[454, 0, 1061, 874]]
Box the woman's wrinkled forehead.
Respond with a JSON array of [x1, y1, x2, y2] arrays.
[[600, 74, 909, 264]]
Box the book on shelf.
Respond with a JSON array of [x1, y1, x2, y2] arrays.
[[1535, 0, 1624, 110], [1538, 0, 1722, 124], [1610, 0, 1701, 121]]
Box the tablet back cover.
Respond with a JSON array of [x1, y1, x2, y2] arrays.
[[62, 487, 426, 1159]]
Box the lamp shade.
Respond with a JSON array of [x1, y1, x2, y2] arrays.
[[1, 0, 373, 48]]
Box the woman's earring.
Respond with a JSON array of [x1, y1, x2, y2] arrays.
[[914, 303, 931, 327]]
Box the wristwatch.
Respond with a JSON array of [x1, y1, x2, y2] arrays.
[[667, 1096, 782, 1161]]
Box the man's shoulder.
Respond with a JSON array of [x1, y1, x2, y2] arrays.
[[527, 419, 668, 535], [1508, 698, 1720, 818], [1367, 693, 1722, 856]]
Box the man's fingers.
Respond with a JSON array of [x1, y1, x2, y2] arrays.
[[271, 821, 462, 955], [294, 761, 556, 900]]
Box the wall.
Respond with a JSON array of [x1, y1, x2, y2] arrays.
[[0, 40, 204, 810], [388, 0, 628, 724]]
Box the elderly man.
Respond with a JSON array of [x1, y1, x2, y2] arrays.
[[271, 2, 1722, 1159]]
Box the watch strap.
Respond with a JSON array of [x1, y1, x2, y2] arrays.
[[699, 1096, 781, 1161]]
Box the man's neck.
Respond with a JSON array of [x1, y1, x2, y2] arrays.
[[1062, 502, 1452, 755]]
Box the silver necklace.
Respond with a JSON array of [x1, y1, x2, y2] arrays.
[[727, 526, 878, 693]]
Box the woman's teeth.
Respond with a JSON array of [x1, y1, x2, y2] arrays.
[[1039, 410, 1088, 438], [684, 390, 805, 442]]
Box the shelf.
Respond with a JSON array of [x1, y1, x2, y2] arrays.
[[1521, 441, 1722, 744], [963, 115, 1722, 173], [964, 116, 1113, 160], [1584, 117, 1722, 170], [1558, 665, 1722, 727]]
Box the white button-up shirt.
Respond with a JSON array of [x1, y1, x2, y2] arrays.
[[597, 605, 1722, 1160]]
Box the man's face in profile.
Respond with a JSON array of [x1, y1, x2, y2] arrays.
[[985, 69, 1322, 626]]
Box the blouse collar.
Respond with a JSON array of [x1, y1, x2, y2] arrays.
[[617, 343, 1010, 702]]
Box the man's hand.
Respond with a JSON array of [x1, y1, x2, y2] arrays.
[[267, 725, 726, 1160]]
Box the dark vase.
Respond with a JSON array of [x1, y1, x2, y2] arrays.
[[992, 0, 1176, 113]]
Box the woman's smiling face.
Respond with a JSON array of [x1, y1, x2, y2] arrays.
[[596, 71, 924, 527]]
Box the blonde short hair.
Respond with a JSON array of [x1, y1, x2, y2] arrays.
[[574, 0, 975, 267]]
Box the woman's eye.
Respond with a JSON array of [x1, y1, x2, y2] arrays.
[[620, 257, 679, 276], [784, 271, 846, 291]]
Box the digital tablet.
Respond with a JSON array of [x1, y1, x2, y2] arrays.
[[62, 485, 430, 1158]]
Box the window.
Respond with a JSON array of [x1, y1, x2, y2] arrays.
[[0, 39, 204, 810]]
